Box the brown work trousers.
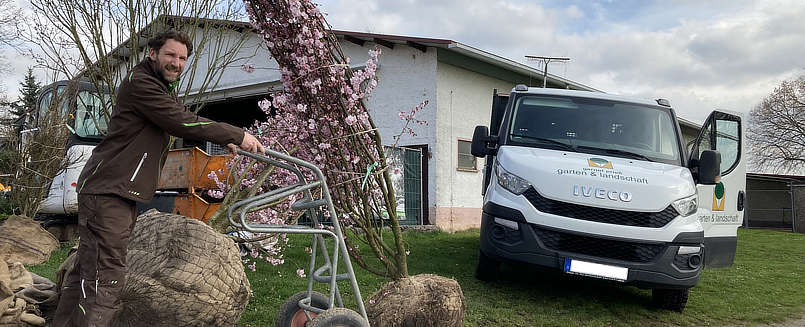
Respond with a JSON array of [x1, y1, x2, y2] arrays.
[[53, 194, 137, 327]]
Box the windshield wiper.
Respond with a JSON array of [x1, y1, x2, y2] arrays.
[[510, 134, 577, 152], [576, 146, 653, 162]]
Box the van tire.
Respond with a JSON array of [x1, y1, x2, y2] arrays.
[[652, 288, 689, 312], [475, 250, 500, 281]]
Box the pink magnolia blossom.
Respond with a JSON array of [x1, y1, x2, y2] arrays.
[[345, 115, 357, 126], [241, 63, 255, 73], [258, 99, 272, 112]]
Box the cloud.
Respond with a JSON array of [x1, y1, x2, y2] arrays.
[[4, 0, 802, 126], [317, 0, 805, 124], [320, 0, 570, 51], [550, 1, 805, 122], [0, 48, 41, 99]]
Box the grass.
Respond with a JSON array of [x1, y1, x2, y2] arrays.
[[30, 228, 805, 326], [27, 242, 75, 282]]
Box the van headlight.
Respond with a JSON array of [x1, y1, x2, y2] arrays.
[[496, 161, 531, 195], [672, 194, 698, 217]]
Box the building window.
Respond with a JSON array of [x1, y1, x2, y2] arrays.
[[457, 139, 477, 171]]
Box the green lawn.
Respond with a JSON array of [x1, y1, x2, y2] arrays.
[[27, 242, 74, 282], [32, 228, 805, 326]]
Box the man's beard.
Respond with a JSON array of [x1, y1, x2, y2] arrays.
[[155, 58, 181, 82]]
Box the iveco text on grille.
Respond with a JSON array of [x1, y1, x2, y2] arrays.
[[572, 185, 633, 202]]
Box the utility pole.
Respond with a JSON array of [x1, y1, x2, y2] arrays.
[[525, 55, 570, 88]]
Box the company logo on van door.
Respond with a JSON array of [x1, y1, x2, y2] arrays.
[[701, 181, 740, 224], [712, 182, 725, 211], [555, 158, 648, 185], [573, 185, 633, 202]]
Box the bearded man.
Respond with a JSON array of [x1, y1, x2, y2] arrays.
[[53, 30, 265, 326]]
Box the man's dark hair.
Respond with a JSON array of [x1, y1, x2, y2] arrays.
[[148, 30, 194, 57]]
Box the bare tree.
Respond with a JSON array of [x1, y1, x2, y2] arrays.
[[0, 0, 18, 48], [4, 84, 75, 217], [17, 0, 258, 122], [748, 76, 805, 173], [0, 0, 21, 84]]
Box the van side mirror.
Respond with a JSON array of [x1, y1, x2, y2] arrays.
[[471, 125, 497, 157], [698, 150, 721, 185]]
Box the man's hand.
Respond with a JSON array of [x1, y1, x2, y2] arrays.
[[227, 132, 266, 155]]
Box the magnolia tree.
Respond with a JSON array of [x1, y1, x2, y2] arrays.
[[205, 0, 427, 280]]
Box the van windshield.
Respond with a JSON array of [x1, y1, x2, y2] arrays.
[[508, 95, 682, 165]]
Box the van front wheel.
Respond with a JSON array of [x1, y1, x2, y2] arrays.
[[652, 288, 689, 312], [475, 250, 500, 282]]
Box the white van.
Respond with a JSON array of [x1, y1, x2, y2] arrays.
[[471, 85, 745, 312]]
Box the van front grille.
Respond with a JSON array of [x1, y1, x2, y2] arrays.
[[522, 188, 678, 228], [533, 226, 665, 263]]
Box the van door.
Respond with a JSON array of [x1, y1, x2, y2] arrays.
[[690, 111, 745, 268], [481, 91, 509, 196]]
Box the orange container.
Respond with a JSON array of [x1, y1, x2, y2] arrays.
[[158, 147, 231, 193], [156, 147, 231, 222], [172, 192, 221, 223]]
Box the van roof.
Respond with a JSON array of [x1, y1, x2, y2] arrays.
[[512, 86, 666, 108]]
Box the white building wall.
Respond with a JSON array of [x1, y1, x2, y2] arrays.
[[202, 34, 441, 223], [183, 28, 277, 101], [108, 28, 274, 100], [434, 62, 515, 231], [189, 31, 441, 223], [182, 30, 441, 142], [178, 29, 442, 126], [344, 43, 438, 149], [354, 42, 438, 218]]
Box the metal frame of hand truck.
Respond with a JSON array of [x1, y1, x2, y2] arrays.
[[228, 148, 368, 324]]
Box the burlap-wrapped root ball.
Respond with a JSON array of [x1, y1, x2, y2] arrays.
[[113, 209, 252, 326], [365, 274, 465, 327]]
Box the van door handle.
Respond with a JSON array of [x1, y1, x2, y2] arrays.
[[737, 190, 745, 211]]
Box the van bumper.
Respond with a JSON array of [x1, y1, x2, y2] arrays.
[[480, 202, 704, 289]]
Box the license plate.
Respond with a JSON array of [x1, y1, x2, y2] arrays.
[[563, 258, 628, 282]]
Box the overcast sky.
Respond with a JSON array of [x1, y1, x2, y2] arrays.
[[2, 0, 805, 124], [311, 0, 805, 124]]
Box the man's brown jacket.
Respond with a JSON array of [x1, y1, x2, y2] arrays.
[[77, 58, 244, 203]]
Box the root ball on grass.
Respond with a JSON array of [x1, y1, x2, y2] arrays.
[[55, 209, 251, 327], [114, 210, 252, 326], [365, 274, 465, 327]]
